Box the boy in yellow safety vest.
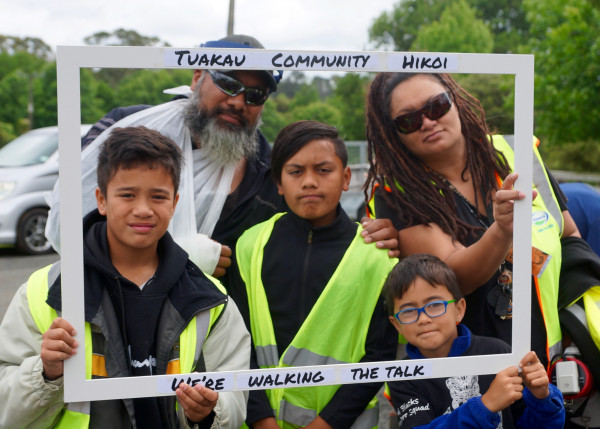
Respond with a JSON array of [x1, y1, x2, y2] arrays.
[[0, 126, 250, 428], [229, 120, 398, 429]]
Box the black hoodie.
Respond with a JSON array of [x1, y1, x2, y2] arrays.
[[46, 209, 228, 428]]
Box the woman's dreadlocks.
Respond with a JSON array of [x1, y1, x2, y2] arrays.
[[364, 72, 511, 243]]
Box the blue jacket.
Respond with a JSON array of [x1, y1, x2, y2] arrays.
[[389, 325, 565, 428]]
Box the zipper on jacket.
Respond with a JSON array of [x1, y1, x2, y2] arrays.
[[162, 296, 229, 373], [300, 229, 314, 320]]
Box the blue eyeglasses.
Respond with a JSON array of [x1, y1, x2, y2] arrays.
[[394, 300, 457, 324], [207, 70, 270, 106]]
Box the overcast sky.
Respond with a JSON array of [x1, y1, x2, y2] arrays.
[[1, 0, 398, 52]]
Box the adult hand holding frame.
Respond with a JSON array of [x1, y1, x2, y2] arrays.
[[56, 45, 533, 402]]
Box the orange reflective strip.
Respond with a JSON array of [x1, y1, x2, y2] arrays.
[[91, 354, 108, 377], [372, 182, 392, 193], [494, 171, 503, 188], [367, 182, 393, 219], [533, 277, 550, 368], [167, 359, 181, 374]]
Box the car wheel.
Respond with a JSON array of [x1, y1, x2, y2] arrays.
[[16, 207, 53, 255]]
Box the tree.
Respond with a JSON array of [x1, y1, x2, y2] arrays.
[[368, 0, 529, 53], [80, 68, 111, 125], [0, 35, 53, 60], [470, 0, 530, 53], [524, 0, 600, 145], [0, 50, 47, 131], [32, 62, 58, 128], [275, 71, 309, 98], [456, 74, 514, 135], [260, 99, 289, 143], [413, 0, 494, 53], [329, 73, 370, 140], [93, 80, 117, 118], [0, 36, 52, 133], [0, 72, 28, 126], [287, 84, 320, 112], [115, 69, 191, 107], [311, 76, 335, 99], [368, 0, 447, 51], [0, 121, 18, 147], [288, 102, 342, 127], [84, 29, 171, 88], [0, 51, 46, 79], [84, 28, 168, 47]]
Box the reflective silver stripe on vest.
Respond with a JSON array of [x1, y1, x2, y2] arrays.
[[256, 344, 279, 367], [282, 346, 347, 367], [194, 310, 211, 366], [279, 400, 317, 427], [278, 399, 378, 429], [550, 300, 589, 362], [66, 401, 90, 415], [549, 340, 563, 362], [349, 405, 379, 429], [48, 261, 61, 286], [502, 135, 563, 233], [565, 303, 589, 328]]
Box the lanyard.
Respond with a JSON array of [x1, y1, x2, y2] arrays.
[[428, 170, 494, 228], [429, 169, 513, 319]]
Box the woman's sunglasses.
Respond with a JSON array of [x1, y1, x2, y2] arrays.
[[393, 92, 453, 134], [207, 70, 270, 106]]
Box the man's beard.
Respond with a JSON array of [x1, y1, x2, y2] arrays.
[[184, 86, 261, 166]]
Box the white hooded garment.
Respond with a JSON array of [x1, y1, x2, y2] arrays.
[[45, 98, 233, 274]]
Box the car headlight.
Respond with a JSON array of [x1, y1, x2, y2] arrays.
[[0, 181, 16, 201]]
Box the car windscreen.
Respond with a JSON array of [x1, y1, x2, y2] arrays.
[[0, 129, 58, 167]]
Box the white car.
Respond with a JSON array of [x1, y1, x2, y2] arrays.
[[0, 125, 92, 254]]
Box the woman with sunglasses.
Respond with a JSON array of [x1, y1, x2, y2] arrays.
[[365, 72, 581, 368]]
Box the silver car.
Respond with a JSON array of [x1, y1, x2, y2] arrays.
[[0, 125, 92, 254]]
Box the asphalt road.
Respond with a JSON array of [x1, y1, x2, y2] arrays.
[[0, 248, 59, 320]]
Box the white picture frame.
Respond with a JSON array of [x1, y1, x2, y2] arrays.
[[56, 45, 533, 402]]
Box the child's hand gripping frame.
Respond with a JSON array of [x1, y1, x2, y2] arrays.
[[56, 46, 533, 402]]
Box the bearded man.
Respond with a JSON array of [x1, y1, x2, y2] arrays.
[[46, 35, 282, 280], [46, 34, 399, 284]]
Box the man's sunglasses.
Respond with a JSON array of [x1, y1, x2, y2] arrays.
[[393, 92, 453, 134], [207, 70, 270, 106]]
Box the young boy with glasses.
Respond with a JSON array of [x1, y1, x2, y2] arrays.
[[384, 254, 564, 429]]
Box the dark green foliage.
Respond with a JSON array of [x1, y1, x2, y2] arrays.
[[0, 35, 53, 60], [84, 29, 171, 88], [368, 0, 530, 53], [0, 9, 598, 170], [83, 29, 167, 47], [329, 73, 370, 140], [114, 69, 191, 107], [541, 140, 600, 173], [455, 74, 514, 135], [412, 0, 494, 53], [523, 0, 600, 147]]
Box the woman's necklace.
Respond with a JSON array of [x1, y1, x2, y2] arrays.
[[430, 169, 513, 319], [429, 170, 492, 226]]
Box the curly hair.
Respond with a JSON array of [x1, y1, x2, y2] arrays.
[[364, 73, 510, 242]]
